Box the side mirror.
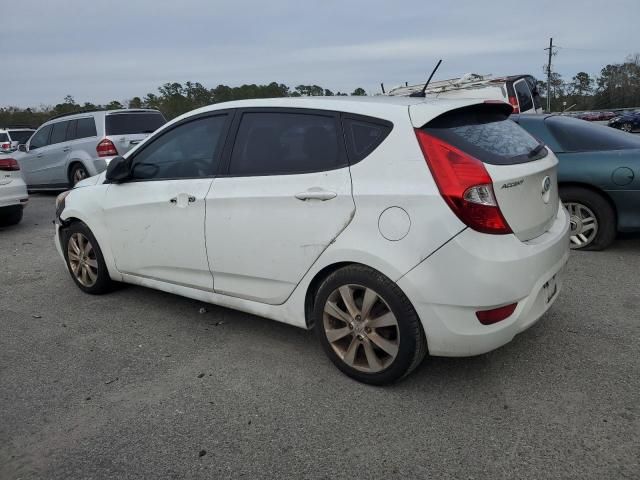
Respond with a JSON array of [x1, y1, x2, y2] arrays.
[[105, 156, 131, 183], [18, 144, 27, 152]]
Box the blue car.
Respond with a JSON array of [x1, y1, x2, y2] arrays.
[[608, 111, 640, 133], [513, 114, 640, 250]]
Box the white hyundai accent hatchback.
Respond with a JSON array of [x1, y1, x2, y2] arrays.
[[54, 96, 570, 384]]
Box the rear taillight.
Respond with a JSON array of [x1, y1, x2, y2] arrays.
[[0, 158, 20, 171], [97, 138, 118, 157], [508, 96, 520, 113], [1, 142, 10, 150], [476, 303, 517, 325], [414, 129, 512, 235]]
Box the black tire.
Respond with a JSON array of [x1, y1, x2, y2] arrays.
[[621, 122, 633, 133], [0, 205, 23, 226], [61, 221, 114, 294], [313, 264, 427, 385], [69, 163, 88, 186], [561, 186, 616, 251]]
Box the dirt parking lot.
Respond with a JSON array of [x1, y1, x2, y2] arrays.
[[1, 194, 639, 479]]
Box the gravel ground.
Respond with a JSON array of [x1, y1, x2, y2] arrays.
[[1, 194, 638, 479]]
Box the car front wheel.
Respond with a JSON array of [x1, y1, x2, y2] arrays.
[[62, 221, 114, 294], [313, 265, 427, 385]]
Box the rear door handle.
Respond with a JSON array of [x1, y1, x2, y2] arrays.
[[295, 190, 337, 201], [36, 153, 44, 158], [63, 147, 71, 152]]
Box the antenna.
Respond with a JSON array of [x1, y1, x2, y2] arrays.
[[409, 59, 443, 97], [380, 83, 386, 94]]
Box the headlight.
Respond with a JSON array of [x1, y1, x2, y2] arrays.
[[55, 190, 71, 220]]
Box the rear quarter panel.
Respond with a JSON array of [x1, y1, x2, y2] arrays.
[[557, 149, 640, 231]]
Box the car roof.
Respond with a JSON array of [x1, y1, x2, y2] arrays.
[[171, 95, 492, 125], [45, 108, 162, 124]]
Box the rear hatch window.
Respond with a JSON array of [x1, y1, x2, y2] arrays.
[[422, 104, 546, 165], [8, 130, 34, 144], [0, 133, 9, 142], [105, 112, 166, 135]]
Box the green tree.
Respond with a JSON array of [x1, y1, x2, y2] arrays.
[[351, 88, 366, 96], [128, 97, 143, 108]]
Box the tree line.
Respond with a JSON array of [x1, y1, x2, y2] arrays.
[[2, 53, 639, 128], [537, 53, 640, 112], [0, 83, 367, 128]]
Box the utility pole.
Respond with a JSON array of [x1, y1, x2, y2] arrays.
[[545, 38, 554, 112]]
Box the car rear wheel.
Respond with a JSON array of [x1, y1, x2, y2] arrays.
[[0, 205, 23, 226], [620, 122, 633, 133], [561, 186, 616, 251], [313, 265, 427, 385], [62, 222, 114, 294], [69, 164, 88, 186]]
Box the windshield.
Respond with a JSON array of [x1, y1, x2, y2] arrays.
[[105, 112, 166, 135]]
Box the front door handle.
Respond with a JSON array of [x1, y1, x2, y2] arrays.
[[295, 189, 337, 201], [63, 147, 71, 152], [36, 153, 44, 158], [169, 194, 197, 206]]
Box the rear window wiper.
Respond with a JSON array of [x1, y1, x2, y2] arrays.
[[528, 143, 546, 158]]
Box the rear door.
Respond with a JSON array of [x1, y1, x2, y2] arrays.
[[104, 111, 167, 155], [419, 104, 559, 241], [206, 108, 355, 304], [513, 79, 535, 114]]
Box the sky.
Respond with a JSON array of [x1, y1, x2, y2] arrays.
[[2, 0, 638, 107]]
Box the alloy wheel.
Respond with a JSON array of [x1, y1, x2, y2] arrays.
[[67, 232, 99, 287], [565, 202, 599, 249], [323, 284, 400, 373], [73, 167, 87, 185], [621, 123, 633, 133]]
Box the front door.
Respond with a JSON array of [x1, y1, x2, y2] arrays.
[[102, 113, 231, 290], [206, 109, 355, 305]]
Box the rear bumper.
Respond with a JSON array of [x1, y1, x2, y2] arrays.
[[398, 205, 570, 357], [0, 180, 28, 208]]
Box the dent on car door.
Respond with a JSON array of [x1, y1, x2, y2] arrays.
[[102, 113, 231, 290], [206, 109, 355, 305]]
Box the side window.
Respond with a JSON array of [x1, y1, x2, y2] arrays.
[[76, 118, 97, 139], [342, 116, 392, 163], [229, 111, 344, 176], [66, 120, 77, 141], [50, 121, 68, 145], [130, 115, 228, 180], [29, 125, 52, 150], [514, 80, 534, 112]]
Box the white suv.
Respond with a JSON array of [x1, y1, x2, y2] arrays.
[[54, 97, 570, 384], [17, 109, 166, 190]]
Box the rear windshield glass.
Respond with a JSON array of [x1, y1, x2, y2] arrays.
[[0, 133, 9, 142], [8, 130, 33, 143], [546, 115, 640, 152], [423, 105, 546, 165], [105, 112, 166, 135]]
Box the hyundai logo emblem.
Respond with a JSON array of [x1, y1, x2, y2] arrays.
[[542, 176, 551, 194]]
